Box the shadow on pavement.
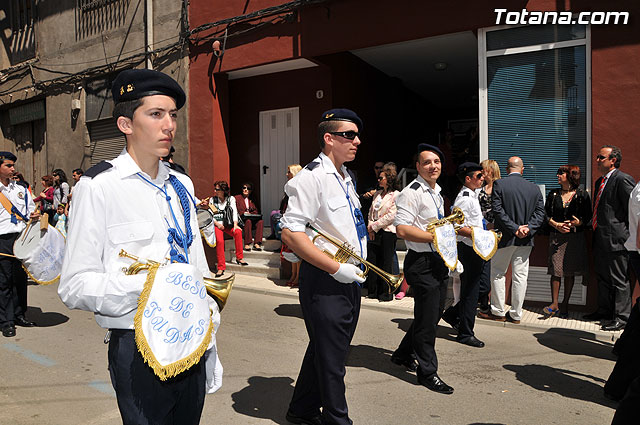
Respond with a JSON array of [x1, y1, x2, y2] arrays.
[[26, 306, 68, 327], [346, 344, 416, 385], [503, 364, 618, 409], [274, 304, 304, 319], [391, 318, 458, 342], [534, 328, 616, 361], [231, 376, 294, 424]]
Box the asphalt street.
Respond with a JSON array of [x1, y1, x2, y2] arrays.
[[0, 284, 619, 425]]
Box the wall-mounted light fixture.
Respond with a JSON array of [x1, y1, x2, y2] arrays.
[[434, 62, 448, 71]]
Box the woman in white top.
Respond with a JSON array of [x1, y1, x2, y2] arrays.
[[366, 164, 400, 301], [211, 180, 247, 277]]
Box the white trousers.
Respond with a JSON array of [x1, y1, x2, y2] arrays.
[[490, 245, 532, 320]]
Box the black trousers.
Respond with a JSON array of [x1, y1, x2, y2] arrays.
[[593, 240, 631, 323], [365, 230, 397, 297], [394, 250, 448, 379], [457, 243, 487, 339], [605, 251, 640, 402], [478, 258, 491, 308], [289, 261, 361, 425], [0, 232, 27, 328], [108, 329, 206, 425]]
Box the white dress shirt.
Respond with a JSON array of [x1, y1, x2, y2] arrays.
[[394, 175, 444, 253], [59, 151, 214, 330], [453, 186, 484, 247], [280, 152, 367, 262], [0, 180, 35, 235], [625, 181, 640, 252]]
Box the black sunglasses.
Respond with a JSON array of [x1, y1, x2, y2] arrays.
[[242, 186, 251, 190], [329, 131, 360, 140], [473, 172, 483, 179], [596, 154, 609, 160]]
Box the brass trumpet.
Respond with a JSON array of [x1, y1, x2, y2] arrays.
[[118, 250, 234, 311], [306, 224, 403, 294], [427, 207, 466, 232]]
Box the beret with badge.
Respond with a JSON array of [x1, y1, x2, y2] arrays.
[[321, 108, 363, 131], [457, 161, 482, 177], [112, 69, 186, 109], [0, 151, 17, 162], [416, 143, 445, 163]]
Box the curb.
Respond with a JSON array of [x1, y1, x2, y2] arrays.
[[233, 281, 622, 344]]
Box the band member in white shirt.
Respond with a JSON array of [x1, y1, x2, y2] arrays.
[[59, 69, 221, 424]]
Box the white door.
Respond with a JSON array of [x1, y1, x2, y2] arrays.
[[259, 107, 300, 225]]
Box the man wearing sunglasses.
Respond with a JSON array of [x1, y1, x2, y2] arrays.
[[442, 162, 488, 348], [280, 108, 366, 425], [584, 145, 635, 331]]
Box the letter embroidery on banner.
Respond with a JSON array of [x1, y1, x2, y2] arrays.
[[471, 227, 499, 261], [432, 223, 458, 271], [134, 263, 213, 380]]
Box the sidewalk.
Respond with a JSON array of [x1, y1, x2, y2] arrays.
[[231, 272, 623, 343]]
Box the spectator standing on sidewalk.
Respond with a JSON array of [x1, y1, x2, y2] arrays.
[[584, 145, 635, 332], [478, 156, 545, 324]]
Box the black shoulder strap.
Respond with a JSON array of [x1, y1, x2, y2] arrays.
[[84, 161, 113, 178], [410, 182, 421, 190], [304, 161, 320, 171]]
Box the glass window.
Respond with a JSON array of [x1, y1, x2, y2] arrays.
[[487, 45, 587, 189], [487, 24, 586, 51]]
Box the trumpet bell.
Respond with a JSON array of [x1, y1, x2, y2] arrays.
[[203, 272, 235, 311]]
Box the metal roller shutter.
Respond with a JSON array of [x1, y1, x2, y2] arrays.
[[88, 119, 125, 166]]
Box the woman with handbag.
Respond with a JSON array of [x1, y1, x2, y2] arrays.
[[234, 182, 264, 251], [33, 175, 55, 217], [210, 180, 247, 277], [365, 164, 400, 301]]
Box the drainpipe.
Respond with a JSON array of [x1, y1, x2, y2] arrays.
[[145, 0, 154, 69]]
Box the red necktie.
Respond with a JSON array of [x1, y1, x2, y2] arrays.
[[592, 176, 607, 230]]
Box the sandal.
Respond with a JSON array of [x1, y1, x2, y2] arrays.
[[543, 306, 559, 317], [253, 244, 262, 251], [215, 270, 224, 278], [244, 245, 252, 251]]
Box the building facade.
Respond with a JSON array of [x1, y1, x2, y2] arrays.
[[188, 0, 640, 309], [0, 0, 189, 188]]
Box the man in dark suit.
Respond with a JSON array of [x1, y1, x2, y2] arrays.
[[478, 156, 545, 323], [584, 145, 635, 331]]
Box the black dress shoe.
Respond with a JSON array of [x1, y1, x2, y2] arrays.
[[418, 374, 454, 395], [2, 325, 16, 337], [285, 410, 322, 425], [235, 259, 249, 266], [601, 320, 626, 331], [442, 307, 460, 332], [390, 353, 418, 372], [15, 317, 36, 327], [378, 293, 393, 302], [457, 336, 485, 348], [583, 311, 607, 321]]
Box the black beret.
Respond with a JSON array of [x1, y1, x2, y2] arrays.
[[416, 143, 445, 163], [457, 162, 482, 176], [0, 151, 17, 162], [321, 108, 363, 131], [112, 69, 186, 109]]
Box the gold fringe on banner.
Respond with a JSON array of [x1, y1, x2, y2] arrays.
[[134, 264, 214, 381], [200, 229, 216, 248]]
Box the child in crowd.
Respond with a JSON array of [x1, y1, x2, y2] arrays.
[[54, 203, 67, 236]]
